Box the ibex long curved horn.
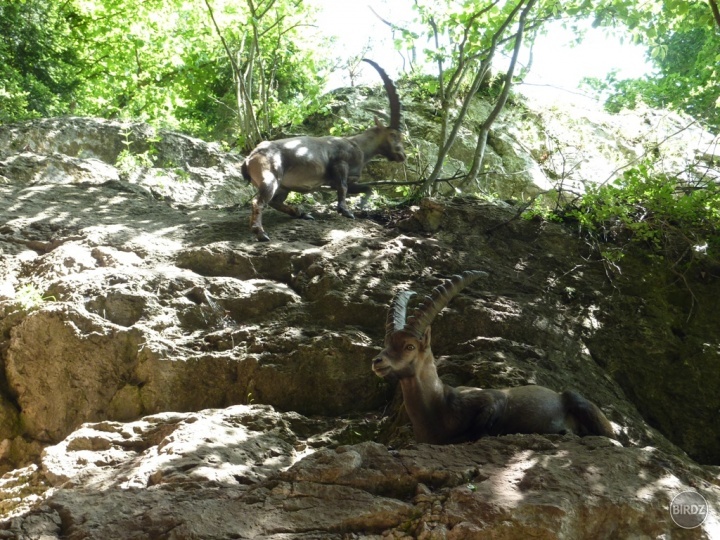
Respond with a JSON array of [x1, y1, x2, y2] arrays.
[[391, 270, 486, 340], [386, 290, 416, 344], [362, 58, 401, 130]]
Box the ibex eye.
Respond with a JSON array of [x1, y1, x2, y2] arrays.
[[405, 344, 416, 351]]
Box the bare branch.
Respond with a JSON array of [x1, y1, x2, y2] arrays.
[[710, 0, 720, 29], [203, 0, 261, 144], [368, 5, 411, 33]]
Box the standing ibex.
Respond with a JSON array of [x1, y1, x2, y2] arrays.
[[241, 59, 405, 241], [372, 271, 615, 444]]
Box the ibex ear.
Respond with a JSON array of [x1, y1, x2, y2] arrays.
[[420, 326, 432, 351], [374, 116, 385, 128]]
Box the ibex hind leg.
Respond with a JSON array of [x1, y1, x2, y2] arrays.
[[250, 201, 270, 242], [561, 390, 615, 439], [250, 180, 277, 242], [269, 188, 314, 220]]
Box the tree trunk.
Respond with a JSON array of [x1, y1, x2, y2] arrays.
[[418, 0, 533, 195], [466, 0, 536, 188]]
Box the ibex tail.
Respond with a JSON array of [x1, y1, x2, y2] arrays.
[[562, 390, 615, 438]]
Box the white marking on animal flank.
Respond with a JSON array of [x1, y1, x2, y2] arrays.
[[282, 139, 303, 150]]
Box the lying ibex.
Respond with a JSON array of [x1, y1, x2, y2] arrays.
[[241, 59, 406, 241], [372, 271, 615, 444]]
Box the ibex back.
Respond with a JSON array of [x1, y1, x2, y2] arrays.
[[372, 271, 616, 444], [241, 59, 405, 241]]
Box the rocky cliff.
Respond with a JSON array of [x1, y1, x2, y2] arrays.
[[0, 115, 718, 538]]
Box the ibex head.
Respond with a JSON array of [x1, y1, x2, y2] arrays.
[[372, 270, 487, 379], [362, 58, 405, 163]]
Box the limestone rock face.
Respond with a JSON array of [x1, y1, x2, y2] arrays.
[[40, 405, 313, 489], [3, 415, 719, 539], [6, 305, 141, 442], [0, 117, 719, 538], [0, 116, 247, 206]]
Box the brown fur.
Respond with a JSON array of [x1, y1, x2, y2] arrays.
[[373, 277, 615, 444], [241, 60, 405, 241]]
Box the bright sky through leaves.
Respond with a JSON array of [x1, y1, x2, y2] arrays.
[[312, 1, 651, 103]]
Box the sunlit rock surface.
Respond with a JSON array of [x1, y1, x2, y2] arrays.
[[0, 116, 719, 538]]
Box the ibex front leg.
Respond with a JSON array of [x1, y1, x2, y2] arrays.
[[330, 161, 356, 219], [269, 187, 315, 220], [248, 167, 314, 242]]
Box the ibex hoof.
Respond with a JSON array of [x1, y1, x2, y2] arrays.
[[339, 209, 355, 219], [256, 233, 270, 242], [300, 213, 315, 221]]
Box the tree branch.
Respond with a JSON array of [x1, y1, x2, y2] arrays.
[[203, 0, 261, 144], [710, 0, 720, 29]]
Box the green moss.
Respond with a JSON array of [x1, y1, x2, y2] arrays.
[[588, 248, 720, 464], [0, 394, 21, 440]]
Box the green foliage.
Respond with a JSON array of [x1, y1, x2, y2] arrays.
[[327, 117, 365, 137], [0, 0, 83, 121], [14, 284, 55, 311], [285, 192, 317, 206], [0, 0, 330, 144], [522, 198, 564, 223], [202, 0, 329, 147], [0, 69, 30, 122], [585, 1, 720, 132], [556, 162, 720, 267], [73, 0, 206, 129], [393, 0, 600, 194], [116, 148, 155, 177], [2, 0, 717, 165], [115, 127, 158, 177], [399, 73, 440, 103]]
